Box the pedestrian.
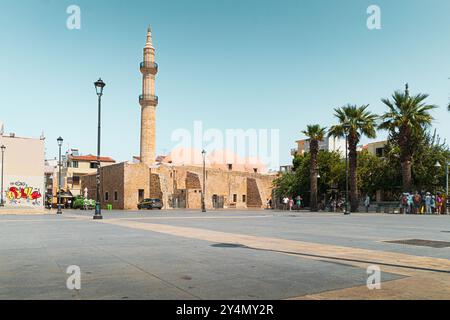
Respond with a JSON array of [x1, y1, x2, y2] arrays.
[[436, 193, 443, 214], [407, 192, 413, 214], [296, 196, 301, 211], [289, 198, 294, 211], [283, 197, 289, 211], [425, 192, 432, 214], [431, 195, 436, 214], [268, 198, 273, 209], [364, 194, 370, 213], [413, 192, 421, 214]]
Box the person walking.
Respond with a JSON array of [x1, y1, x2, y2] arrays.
[[407, 192, 413, 214], [431, 195, 436, 214], [425, 192, 432, 214], [413, 192, 421, 214], [364, 194, 370, 213], [296, 196, 302, 212], [283, 197, 289, 211], [289, 198, 294, 211], [436, 193, 443, 214]]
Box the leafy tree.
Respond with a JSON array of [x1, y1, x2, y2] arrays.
[[302, 124, 327, 211], [328, 105, 378, 212], [379, 84, 436, 192]]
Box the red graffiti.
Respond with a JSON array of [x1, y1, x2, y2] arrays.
[[6, 186, 42, 202]]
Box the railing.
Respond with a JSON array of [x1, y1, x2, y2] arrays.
[[139, 95, 159, 103], [140, 61, 158, 71]]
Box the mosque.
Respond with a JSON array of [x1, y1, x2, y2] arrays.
[[81, 28, 275, 210]]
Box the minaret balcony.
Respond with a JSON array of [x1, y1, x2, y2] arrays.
[[140, 61, 158, 74], [139, 94, 159, 106]]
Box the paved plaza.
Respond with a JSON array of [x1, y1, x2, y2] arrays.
[[0, 209, 450, 300]]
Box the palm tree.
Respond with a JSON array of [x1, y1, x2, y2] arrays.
[[329, 105, 377, 212], [379, 84, 436, 192], [302, 124, 327, 211]]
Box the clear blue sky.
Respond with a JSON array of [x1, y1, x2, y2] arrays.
[[1, 0, 449, 167]]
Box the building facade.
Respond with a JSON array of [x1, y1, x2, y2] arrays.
[[0, 131, 45, 209], [294, 136, 347, 158], [62, 149, 115, 197]]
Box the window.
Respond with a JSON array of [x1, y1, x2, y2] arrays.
[[228, 164, 233, 171], [90, 162, 98, 169], [375, 148, 383, 157], [242, 195, 246, 202], [72, 161, 79, 168], [72, 176, 80, 186], [233, 194, 237, 202], [114, 191, 118, 201], [105, 192, 109, 201]]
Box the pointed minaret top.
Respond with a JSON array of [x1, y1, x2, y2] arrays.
[[145, 26, 154, 49]]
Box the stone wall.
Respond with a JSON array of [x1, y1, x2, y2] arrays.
[[81, 162, 276, 210]]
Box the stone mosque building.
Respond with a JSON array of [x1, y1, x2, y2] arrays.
[[81, 28, 275, 210]]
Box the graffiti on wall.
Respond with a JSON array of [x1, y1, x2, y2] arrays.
[[6, 181, 42, 206]]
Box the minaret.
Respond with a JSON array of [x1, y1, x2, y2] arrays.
[[139, 27, 158, 165]]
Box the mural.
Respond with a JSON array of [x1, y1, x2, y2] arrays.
[[6, 181, 42, 206]]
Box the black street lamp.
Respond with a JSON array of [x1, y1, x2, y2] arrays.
[[343, 123, 351, 215], [0, 145, 6, 207], [93, 78, 105, 220], [201, 150, 206, 213], [57, 136, 63, 214]]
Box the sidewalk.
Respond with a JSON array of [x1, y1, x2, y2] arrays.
[[0, 206, 47, 215]]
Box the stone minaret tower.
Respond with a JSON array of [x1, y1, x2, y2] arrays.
[[139, 27, 158, 165]]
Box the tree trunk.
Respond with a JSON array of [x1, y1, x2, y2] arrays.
[[348, 135, 359, 212], [401, 160, 412, 192], [310, 139, 319, 212], [399, 125, 413, 192]]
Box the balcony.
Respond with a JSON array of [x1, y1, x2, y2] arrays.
[[140, 61, 158, 74], [139, 94, 159, 106]]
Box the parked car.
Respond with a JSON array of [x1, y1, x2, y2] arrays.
[[137, 198, 163, 210]]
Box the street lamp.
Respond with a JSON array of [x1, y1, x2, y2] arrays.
[[201, 150, 206, 213], [57, 137, 63, 215], [435, 161, 442, 195], [93, 78, 105, 220], [343, 123, 351, 215], [0, 145, 6, 207]]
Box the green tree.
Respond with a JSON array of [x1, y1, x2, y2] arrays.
[[379, 84, 437, 192], [302, 124, 327, 211], [329, 105, 378, 212]]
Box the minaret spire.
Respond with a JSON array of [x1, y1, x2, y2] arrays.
[[145, 26, 154, 49], [139, 27, 158, 166]]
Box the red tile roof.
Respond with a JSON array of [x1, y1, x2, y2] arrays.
[[69, 154, 115, 163]]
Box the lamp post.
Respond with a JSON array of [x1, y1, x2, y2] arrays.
[[435, 161, 441, 195], [343, 123, 351, 215], [0, 145, 5, 207], [57, 137, 63, 214], [93, 78, 105, 220], [201, 150, 206, 213]]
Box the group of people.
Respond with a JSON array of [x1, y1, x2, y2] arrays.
[[279, 196, 303, 211], [400, 191, 446, 214]]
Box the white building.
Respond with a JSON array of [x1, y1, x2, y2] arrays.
[[0, 123, 45, 209], [294, 136, 347, 158]]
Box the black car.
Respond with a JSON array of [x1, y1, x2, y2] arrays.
[[137, 198, 163, 210]]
